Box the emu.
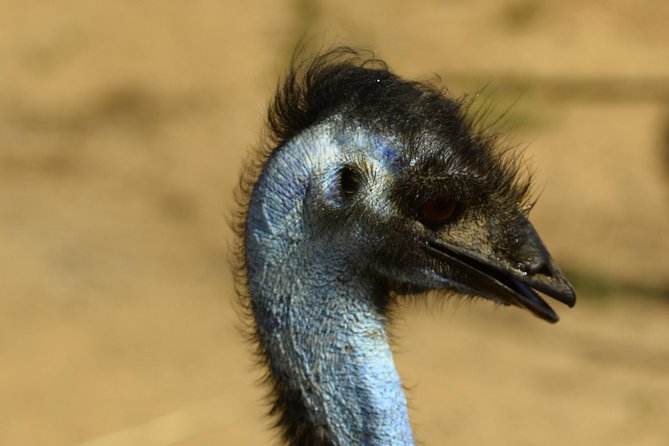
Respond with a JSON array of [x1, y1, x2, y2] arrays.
[[235, 48, 576, 446]]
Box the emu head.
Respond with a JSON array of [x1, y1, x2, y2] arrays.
[[238, 48, 577, 445], [257, 49, 576, 323]]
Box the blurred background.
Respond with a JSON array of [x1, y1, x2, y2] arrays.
[[1, 1, 668, 445]]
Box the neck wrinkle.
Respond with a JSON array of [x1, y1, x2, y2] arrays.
[[251, 256, 413, 445]]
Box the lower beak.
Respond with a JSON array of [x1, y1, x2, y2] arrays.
[[423, 237, 576, 323]]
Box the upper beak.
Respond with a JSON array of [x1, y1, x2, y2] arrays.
[[423, 224, 576, 323]]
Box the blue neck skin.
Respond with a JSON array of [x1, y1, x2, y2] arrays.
[[245, 120, 414, 445]]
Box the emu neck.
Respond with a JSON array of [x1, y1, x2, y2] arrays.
[[245, 130, 414, 445]]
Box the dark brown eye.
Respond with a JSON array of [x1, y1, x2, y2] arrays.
[[339, 166, 360, 198], [419, 194, 457, 228]]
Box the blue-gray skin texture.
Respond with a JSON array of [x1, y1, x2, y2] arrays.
[[246, 118, 414, 445]]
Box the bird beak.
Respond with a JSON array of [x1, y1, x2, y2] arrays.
[[423, 221, 576, 323]]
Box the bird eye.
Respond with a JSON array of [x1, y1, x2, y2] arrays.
[[339, 166, 360, 198], [419, 194, 457, 228]]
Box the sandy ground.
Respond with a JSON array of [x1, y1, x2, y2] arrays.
[[1, 1, 668, 445]]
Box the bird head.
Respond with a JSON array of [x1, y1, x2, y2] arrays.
[[258, 48, 575, 322]]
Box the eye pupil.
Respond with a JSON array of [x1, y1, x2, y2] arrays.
[[419, 194, 457, 228], [340, 166, 359, 197]]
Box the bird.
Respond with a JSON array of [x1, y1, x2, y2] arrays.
[[234, 47, 576, 446]]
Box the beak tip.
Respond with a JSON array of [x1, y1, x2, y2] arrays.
[[561, 285, 577, 308], [536, 306, 560, 323]]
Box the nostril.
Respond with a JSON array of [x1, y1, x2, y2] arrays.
[[536, 261, 553, 277], [515, 229, 552, 276], [521, 256, 550, 276], [528, 258, 544, 274]]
